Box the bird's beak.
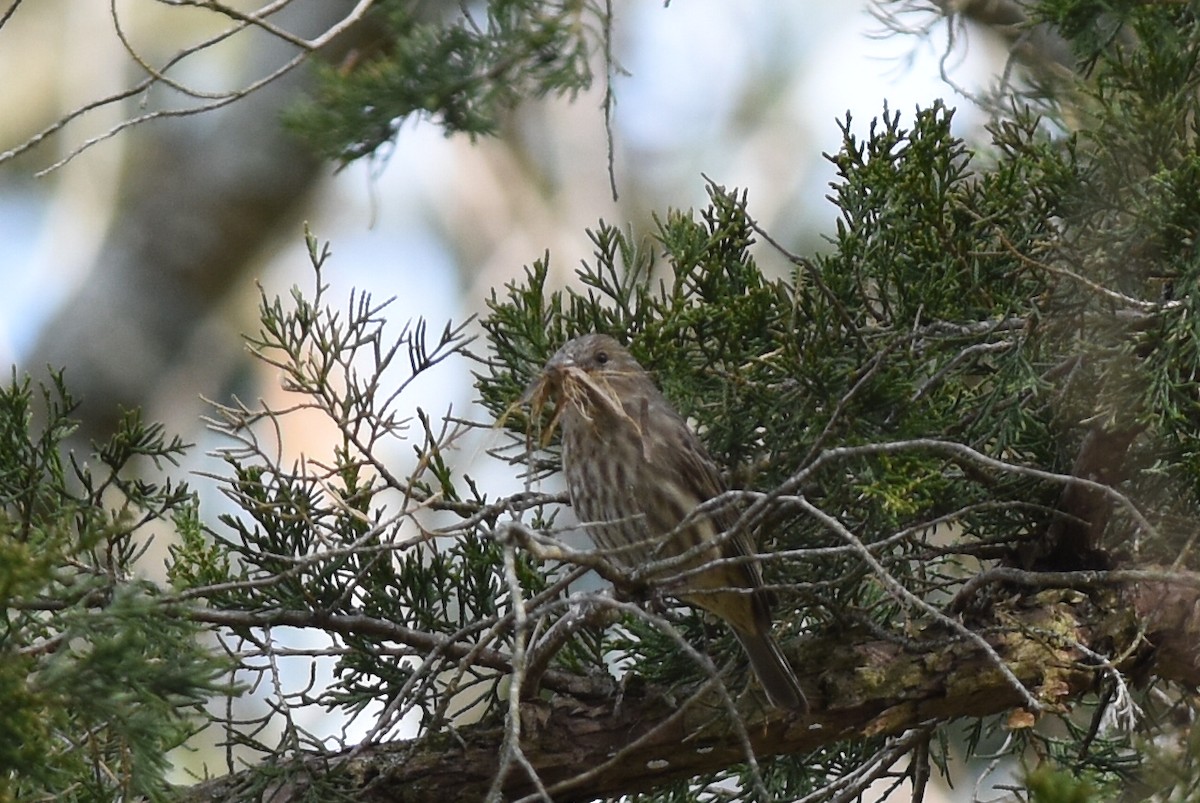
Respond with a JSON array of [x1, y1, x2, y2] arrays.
[[544, 351, 574, 373], [521, 354, 562, 405], [532, 351, 577, 391]]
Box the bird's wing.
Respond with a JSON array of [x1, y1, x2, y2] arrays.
[[633, 394, 765, 585]]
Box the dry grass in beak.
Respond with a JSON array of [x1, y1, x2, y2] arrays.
[[495, 373, 550, 440], [504, 370, 567, 449], [500, 360, 643, 452]]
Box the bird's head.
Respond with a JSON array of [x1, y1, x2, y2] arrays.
[[523, 333, 645, 444]]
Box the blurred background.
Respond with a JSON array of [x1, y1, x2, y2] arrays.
[[0, 1, 1004, 450], [0, 1, 1011, 797]]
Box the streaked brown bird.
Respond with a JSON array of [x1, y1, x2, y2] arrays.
[[527, 333, 807, 711]]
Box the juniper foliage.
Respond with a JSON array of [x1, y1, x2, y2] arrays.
[[9, 1, 1200, 801]]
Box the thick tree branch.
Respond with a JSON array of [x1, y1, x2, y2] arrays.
[[177, 572, 1200, 802]]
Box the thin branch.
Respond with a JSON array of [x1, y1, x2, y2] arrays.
[[186, 607, 613, 699], [486, 541, 542, 802], [981, 226, 1176, 312], [0, 0, 26, 32], [526, 597, 773, 803], [3, 0, 379, 174], [797, 727, 933, 803], [796, 494, 1044, 712], [172, 0, 322, 52], [950, 565, 1200, 612]]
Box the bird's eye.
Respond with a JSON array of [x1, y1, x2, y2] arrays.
[[595, 351, 609, 365]]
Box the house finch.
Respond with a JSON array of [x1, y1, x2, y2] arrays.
[[528, 333, 807, 711]]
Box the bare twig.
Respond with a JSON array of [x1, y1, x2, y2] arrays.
[[2, 0, 379, 173]]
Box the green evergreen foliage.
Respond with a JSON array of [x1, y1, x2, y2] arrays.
[[287, 0, 606, 162], [0, 374, 227, 802], [468, 0, 1200, 784], [475, 108, 1124, 795], [482, 102, 1070, 592], [165, 234, 561, 766], [1026, 765, 1096, 803], [12, 0, 1200, 800]]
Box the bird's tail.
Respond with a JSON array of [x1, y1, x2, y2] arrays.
[[733, 628, 808, 713]]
